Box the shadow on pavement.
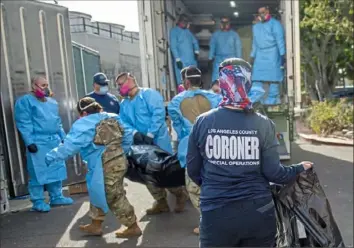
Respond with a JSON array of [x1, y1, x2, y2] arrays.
[[137, 197, 200, 247], [1, 141, 352, 247], [0, 194, 85, 248]]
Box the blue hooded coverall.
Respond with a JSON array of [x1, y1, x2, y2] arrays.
[[14, 94, 73, 212], [209, 30, 242, 83], [119, 88, 172, 154], [45, 112, 133, 213], [170, 26, 200, 85], [167, 89, 221, 168], [250, 18, 286, 105]]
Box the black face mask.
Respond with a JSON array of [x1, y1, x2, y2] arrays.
[[44, 88, 50, 97]]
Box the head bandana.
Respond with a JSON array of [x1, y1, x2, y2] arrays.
[[218, 64, 253, 110]]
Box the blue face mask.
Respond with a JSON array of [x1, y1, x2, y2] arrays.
[[98, 85, 109, 95]]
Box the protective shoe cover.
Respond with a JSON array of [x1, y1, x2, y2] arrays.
[[251, 17, 285, 82], [126, 145, 185, 188], [115, 222, 142, 238], [274, 169, 345, 247], [79, 219, 103, 236], [32, 200, 51, 212], [167, 90, 221, 168], [170, 26, 200, 84], [28, 183, 50, 212], [120, 88, 172, 154], [146, 199, 170, 215], [209, 30, 242, 82], [46, 181, 74, 206]]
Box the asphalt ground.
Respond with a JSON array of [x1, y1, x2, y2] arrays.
[[0, 140, 353, 248]]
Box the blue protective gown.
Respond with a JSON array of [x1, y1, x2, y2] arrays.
[[209, 30, 242, 82], [251, 17, 285, 83], [167, 89, 221, 168], [120, 88, 172, 154], [170, 26, 200, 85], [14, 94, 71, 211], [45, 112, 133, 213], [248, 82, 266, 104]]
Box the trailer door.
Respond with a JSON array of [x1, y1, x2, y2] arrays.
[[1, 1, 85, 196], [138, 0, 174, 101]]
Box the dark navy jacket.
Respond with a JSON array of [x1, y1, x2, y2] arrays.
[[186, 107, 304, 211], [87, 92, 120, 114]]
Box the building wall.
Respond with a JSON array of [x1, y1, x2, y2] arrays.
[[68, 11, 142, 89]]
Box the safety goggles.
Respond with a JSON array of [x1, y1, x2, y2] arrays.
[[78, 100, 96, 112], [115, 72, 133, 87], [181, 66, 202, 80]]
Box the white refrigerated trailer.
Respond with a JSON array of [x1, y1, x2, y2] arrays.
[[137, 0, 302, 160]]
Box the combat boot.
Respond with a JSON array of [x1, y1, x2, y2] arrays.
[[146, 199, 170, 215], [174, 190, 189, 213], [115, 222, 142, 238], [193, 227, 199, 235], [79, 219, 103, 236]]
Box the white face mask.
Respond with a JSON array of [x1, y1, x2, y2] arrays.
[[98, 85, 109, 95]]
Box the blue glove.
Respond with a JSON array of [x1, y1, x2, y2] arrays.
[[45, 156, 54, 166]]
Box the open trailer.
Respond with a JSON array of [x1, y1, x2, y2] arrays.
[[137, 0, 302, 160]]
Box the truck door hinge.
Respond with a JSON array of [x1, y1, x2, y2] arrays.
[[143, 15, 148, 22]]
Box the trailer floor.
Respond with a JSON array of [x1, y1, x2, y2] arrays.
[[1, 140, 353, 248]]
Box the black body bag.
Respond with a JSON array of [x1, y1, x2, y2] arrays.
[[125, 145, 185, 188], [272, 169, 345, 247]]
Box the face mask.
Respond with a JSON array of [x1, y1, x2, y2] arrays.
[[44, 88, 51, 97], [221, 23, 230, 31], [119, 84, 131, 96], [178, 22, 187, 29], [259, 14, 271, 22], [98, 85, 109, 95], [34, 89, 46, 98]]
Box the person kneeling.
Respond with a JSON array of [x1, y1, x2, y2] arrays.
[[45, 97, 142, 238]]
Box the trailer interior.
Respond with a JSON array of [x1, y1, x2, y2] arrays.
[[179, 0, 281, 87]]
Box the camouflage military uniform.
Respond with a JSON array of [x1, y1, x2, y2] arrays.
[[185, 170, 200, 213], [146, 183, 186, 202], [89, 118, 136, 226]]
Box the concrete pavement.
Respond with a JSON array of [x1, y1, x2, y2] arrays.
[[1, 140, 353, 247]]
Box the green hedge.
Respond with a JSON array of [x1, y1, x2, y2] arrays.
[[307, 99, 353, 135]]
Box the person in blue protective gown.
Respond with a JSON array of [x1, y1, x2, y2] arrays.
[[45, 97, 142, 238], [250, 6, 286, 105], [168, 66, 221, 235], [170, 14, 200, 85], [209, 16, 242, 85], [14, 76, 73, 212], [116, 72, 189, 215]]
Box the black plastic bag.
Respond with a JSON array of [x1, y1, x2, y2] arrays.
[[125, 145, 185, 188], [273, 169, 345, 247]]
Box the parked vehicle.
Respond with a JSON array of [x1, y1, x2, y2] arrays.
[[137, 0, 302, 160], [0, 0, 86, 198]]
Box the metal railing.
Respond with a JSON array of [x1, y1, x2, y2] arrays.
[[69, 17, 139, 43]]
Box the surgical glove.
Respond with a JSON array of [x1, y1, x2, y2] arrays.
[[280, 55, 286, 69], [144, 134, 154, 145], [133, 132, 147, 145], [250, 57, 255, 65], [208, 59, 213, 68], [27, 144, 38, 153], [176, 60, 183, 70]]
